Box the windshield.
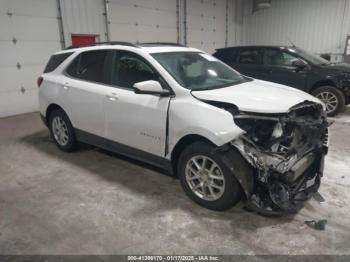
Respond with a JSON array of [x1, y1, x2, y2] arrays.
[[152, 52, 247, 90], [291, 47, 330, 65]]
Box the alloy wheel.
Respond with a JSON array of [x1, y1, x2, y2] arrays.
[[185, 155, 225, 201], [52, 116, 69, 146], [316, 91, 338, 114]]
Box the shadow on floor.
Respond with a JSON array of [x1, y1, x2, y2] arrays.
[[20, 130, 297, 231]]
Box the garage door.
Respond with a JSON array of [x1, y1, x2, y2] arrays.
[[60, 0, 107, 47], [108, 0, 178, 43], [0, 0, 61, 117], [186, 0, 227, 53]]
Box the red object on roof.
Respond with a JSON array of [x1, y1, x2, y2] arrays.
[[71, 35, 96, 47]]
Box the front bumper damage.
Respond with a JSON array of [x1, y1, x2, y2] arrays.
[[230, 102, 329, 216], [232, 138, 326, 216]]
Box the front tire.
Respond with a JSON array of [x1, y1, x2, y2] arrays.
[[177, 141, 241, 211], [48, 109, 77, 152], [312, 86, 345, 117]]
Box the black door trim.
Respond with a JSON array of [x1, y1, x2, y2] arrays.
[[75, 129, 173, 173]]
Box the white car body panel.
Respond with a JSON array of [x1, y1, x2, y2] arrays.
[[39, 44, 324, 160], [192, 79, 323, 114], [38, 44, 328, 215], [39, 74, 61, 115], [133, 80, 164, 93], [61, 76, 109, 137], [166, 96, 245, 159], [104, 86, 170, 156], [40, 74, 107, 137]]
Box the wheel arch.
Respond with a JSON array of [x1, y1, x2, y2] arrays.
[[170, 135, 255, 200], [310, 79, 337, 93], [45, 104, 67, 124], [170, 134, 215, 176]]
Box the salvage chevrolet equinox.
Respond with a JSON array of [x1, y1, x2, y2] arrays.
[[38, 42, 329, 215]]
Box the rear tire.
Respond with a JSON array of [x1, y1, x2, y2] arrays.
[[177, 141, 241, 211], [48, 109, 77, 152], [312, 86, 345, 117]]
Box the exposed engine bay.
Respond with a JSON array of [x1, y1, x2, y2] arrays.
[[230, 101, 329, 215]]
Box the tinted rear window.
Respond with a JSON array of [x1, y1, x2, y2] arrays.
[[44, 52, 73, 73], [66, 50, 109, 84]]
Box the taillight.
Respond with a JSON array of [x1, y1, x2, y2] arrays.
[[37, 77, 43, 88]]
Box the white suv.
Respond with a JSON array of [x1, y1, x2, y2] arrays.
[[39, 42, 329, 215]]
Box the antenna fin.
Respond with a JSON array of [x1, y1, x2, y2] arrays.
[[287, 37, 296, 47]]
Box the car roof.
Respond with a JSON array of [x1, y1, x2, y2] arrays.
[[53, 43, 202, 56], [216, 45, 294, 51]]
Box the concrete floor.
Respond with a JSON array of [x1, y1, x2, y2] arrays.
[[0, 109, 350, 255]]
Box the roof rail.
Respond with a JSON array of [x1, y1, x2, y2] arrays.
[[139, 42, 185, 47], [63, 41, 187, 50], [64, 45, 78, 50], [94, 41, 138, 47], [63, 41, 138, 50]]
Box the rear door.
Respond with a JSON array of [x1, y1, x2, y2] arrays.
[[261, 48, 308, 89], [62, 50, 112, 136], [104, 50, 171, 156]]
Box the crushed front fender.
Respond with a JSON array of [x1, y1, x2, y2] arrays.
[[229, 102, 329, 216]]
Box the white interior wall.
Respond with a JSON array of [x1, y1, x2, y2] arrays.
[[186, 0, 227, 53], [3, 0, 349, 118], [241, 0, 350, 58], [107, 0, 243, 53], [108, 0, 178, 43], [0, 0, 61, 117], [60, 0, 108, 46], [228, 0, 244, 47], [185, 0, 245, 53]]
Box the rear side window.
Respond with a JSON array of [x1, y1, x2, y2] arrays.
[[237, 49, 262, 65], [44, 52, 73, 73], [66, 50, 109, 84]]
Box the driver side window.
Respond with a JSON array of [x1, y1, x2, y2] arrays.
[[112, 51, 158, 89], [264, 49, 298, 66]]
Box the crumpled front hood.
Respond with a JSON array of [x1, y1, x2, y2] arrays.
[[192, 79, 323, 114]]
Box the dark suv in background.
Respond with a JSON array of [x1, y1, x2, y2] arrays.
[[213, 46, 350, 116]]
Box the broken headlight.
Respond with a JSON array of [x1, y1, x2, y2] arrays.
[[233, 115, 292, 153]]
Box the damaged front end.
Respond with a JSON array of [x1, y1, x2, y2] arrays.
[[231, 102, 329, 216]]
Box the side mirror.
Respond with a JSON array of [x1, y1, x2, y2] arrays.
[[292, 59, 308, 68], [133, 80, 171, 96]]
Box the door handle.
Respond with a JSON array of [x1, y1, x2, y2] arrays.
[[106, 92, 118, 101], [63, 82, 70, 90]]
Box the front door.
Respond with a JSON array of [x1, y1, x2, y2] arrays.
[[261, 48, 308, 90], [104, 50, 171, 156]]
